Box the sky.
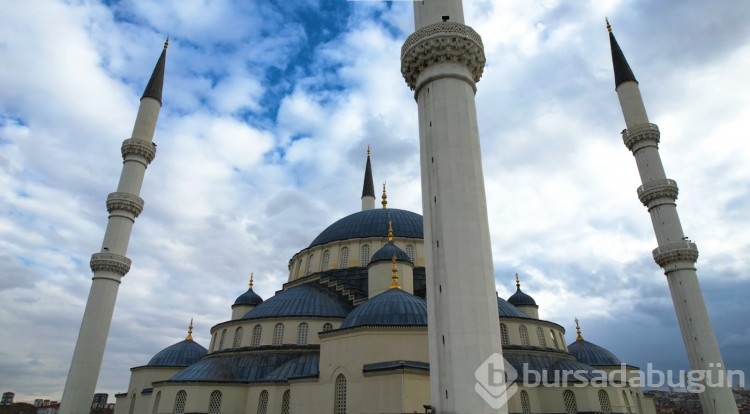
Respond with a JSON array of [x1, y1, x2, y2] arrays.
[[1, 0, 749, 403]]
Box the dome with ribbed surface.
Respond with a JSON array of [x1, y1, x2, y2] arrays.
[[340, 289, 427, 329], [370, 243, 412, 265], [234, 287, 263, 306], [508, 287, 537, 307], [309, 208, 423, 248], [242, 284, 351, 320], [568, 339, 622, 366], [497, 296, 531, 318], [147, 339, 207, 367]]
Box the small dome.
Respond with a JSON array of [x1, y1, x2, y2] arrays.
[[242, 284, 352, 320], [308, 208, 423, 248], [370, 243, 412, 265], [508, 287, 537, 307], [148, 339, 207, 367], [497, 296, 531, 318], [568, 339, 622, 366], [234, 287, 263, 306], [340, 289, 427, 329]]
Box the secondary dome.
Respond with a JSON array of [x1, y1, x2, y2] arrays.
[[568, 320, 622, 366], [508, 274, 537, 306], [242, 284, 352, 320], [234, 287, 263, 306], [497, 296, 531, 318], [148, 339, 207, 367], [308, 208, 423, 248], [340, 288, 427, 329], [370, 243, 412, 265]]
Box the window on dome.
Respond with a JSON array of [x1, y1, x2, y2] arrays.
[[519, 325, 530, 346], [339, 247, 349, 268], [335, 374, 347, 414], [252, 324, 262, 347], [598, 390, 612, 414], [152, 391, 161, 414], [281, 390, 290, 414], [174, 390, 187, 414], [208, 390, 222, 414], [218, 329, 227, 350], [559, 332, 566, 351], [233, 327, 243, 348], [323, 322, 333, 332], [321, 250, 330, 271], [551, 329, 559, 349], [273, 323, 284, 345], [128, 393, 136, 414], [536, 326, 547, 348], [406, 244, 415, 262], [361, 244, 370, 265], [297, 322, 309, 345], [306, 254, 314, 275], [563, 390, 577, 414], [500, 323, 509, 346], [520, 390, 531, 414], [257, 390, 269, 414]]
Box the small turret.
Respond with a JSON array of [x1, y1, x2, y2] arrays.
[[507, 273, 539, 319], [232, 273, 264, 319], [368, 221, 414, 297]]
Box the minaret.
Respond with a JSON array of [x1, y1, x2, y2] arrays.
[[361, 146, 376, 210], [401, 2, 505, 413], [608, 21, 738, 414], [60, 40, 167, 414]]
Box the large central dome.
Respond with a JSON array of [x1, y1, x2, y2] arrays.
[[308, 208, 423, 248]]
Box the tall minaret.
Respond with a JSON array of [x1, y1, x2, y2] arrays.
[[401, 2, 505, 413], [608, 21, 738, 414], [361, 146, 376, 210], [60, 40, 167, 414]]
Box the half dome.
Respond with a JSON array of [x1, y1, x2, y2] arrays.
[[308, 208, 423, 248], [242, 284, 352, 320], [148, 339, 207, 367], [340, 289, 427, 329]]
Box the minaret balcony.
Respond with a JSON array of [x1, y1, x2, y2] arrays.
[[90, 252, 132, 276], [401, 21, 485, 91], [652, 241, 699, 269], [106, 192, 145, 218], [121, 138, 157, 165], [622, 123, 660, 152], [637, 178, 678, 208]]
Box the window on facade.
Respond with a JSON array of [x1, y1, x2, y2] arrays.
[[339, 247, 349, 268], [360, 244, 370, 265], [257, 390, 269, 414], [520, 390, 531, 414], [208, 390, 222, 414], [551, 329, 559, 349], [281, 390, 290, 414], [563, 390, 577, 414], [297, 322, 309, 345], [405, 244, 415, 262], [128, 393, 136, 414], [306, 254, 314, 275], [273, 323, 284, 345], [335, 374, 347, 414], [152, 391, 161, 414], [218, 329, 227, 350], [500, 323, 509, 346], [533, 327, 545, 348], [519, 325, 530, 346], [597, 390, 612, 414], [323, 323, 333, 332], [174, 390, 187, 414], [321, 250, 330, 271], [233, 326, 243, 348], [251, 324, 262, 347]]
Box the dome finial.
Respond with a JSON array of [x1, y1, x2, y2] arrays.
[[381, 182, 388, 209], [390, 256, 401, 289], [388, 220, 394, 242], [186, 318, 194, 341], [605, 17, 612, 33], [515, 273, 521, 289], [249, 272, 254, 289], [575, 318, 584, 341]]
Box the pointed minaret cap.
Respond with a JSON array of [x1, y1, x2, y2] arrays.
[[362, 146, 375, 199], [381, 182, 388, 208], [185, 317, 194, 341], [575, 318, 584, 341], [141, 37, 168, 104], [606, 19, 637, 88], [390, 256, 401, 289]]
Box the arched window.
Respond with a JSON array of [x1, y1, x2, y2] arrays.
[[598, 390, 612, 414], [551, 329, 560, 349], [323, 322, 333, 332], [128, 393, 136, 414], [174, 390, 187, 414], [306, 254, 315, 275], [335, 374, 347, 414], [208, 390, 222, 414], [519, 325, 530, 346], [218, 329, 227, 350], [622, 390, 632, 414], [339, 247, 349, 268], [563, 390, 577, 414], [520, 390, 531, 414], [636, 393, 644, 414], [257, 390, 269, 414], [251, 324, 262, 346], [152, 391, 161, 414], [321, 250, 330, 270], [559, 332, 567, 351], [294, 259, 302, 277], [281, 390, 290, 414], [500, 323, 509, 346], [210, 332, 216, 352], [361, 244, 370, 265], [273, 323, 284, 345], [297, 322, 309, 345], [233, 326, 243, 348], [405, 244, 415, 262], [536, 326, 547, 348]]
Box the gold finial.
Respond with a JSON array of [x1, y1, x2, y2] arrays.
[[387, 220, 394, 242], [164, 36, 169, 50], [185, 318, 194, 340], [605, 18, 612, 33], [249, 272, 254, 289], [367, 145, 371, 157], [515, 273, 521, 289], [575, 318, 584, 341], [381, 182, 388, 208], [390, 256, 400, 289]]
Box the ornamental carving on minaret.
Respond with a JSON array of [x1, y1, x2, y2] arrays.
[[121, 138, 157, 165], [106, 192, 145, 217], [621, 123, 660, 152], [637, 178, 679, 208], [652, 241, 699, 268], [400, 21, 486, 90], [90, 252, 132, 276]]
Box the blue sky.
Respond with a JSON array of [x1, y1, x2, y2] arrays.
[[1, 0, 749, 403]]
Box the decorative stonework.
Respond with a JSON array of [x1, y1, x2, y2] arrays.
[[106, 192, 145, 217], [622, 123, 660, 152], [401, 22, 485, 90], [637, 178, 678, 207], [121, 138, 156, 164], [90, 252, 132, 276], [652, 241, 699, 268]]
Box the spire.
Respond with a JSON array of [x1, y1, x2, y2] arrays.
[[390, 256, 401, 289], [249, 272, 254, 289], [515, 273, 521, 289], [575, 318, 584, 341], [381, 182, 388, 208], [362, 146, 375, 199], [185, 318, 194, 341], [606, 19, 637, 88], [387, 220, 394, 242], [141, 37, 168, 104]]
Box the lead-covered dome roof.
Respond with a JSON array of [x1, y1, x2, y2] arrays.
[[242, 284, 352, 320], [309, 208, 423, 248], [508, 288, 537, 307], [568, 339, 622, 366], [340, 289, 427, 329], [370, 243, 412, 265], [497, 296, 531, 318], [148, 339, 207, 367], [234, 287, 263, 306]]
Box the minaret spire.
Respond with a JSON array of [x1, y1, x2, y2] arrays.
[[609, 23, 738, 414], [361, 146, 376, 210], [60, 42, 166, 414]]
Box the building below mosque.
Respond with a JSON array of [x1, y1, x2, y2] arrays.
[[113, 155, 657, 414]]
